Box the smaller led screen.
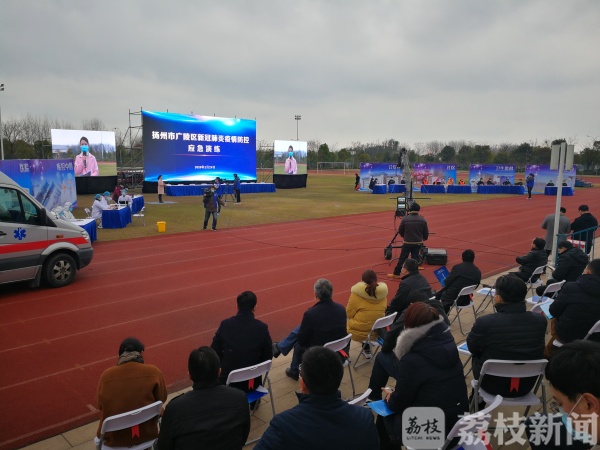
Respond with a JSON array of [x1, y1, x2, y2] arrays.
[[274, 140, 307, 175], [51, 129, 117, 177]]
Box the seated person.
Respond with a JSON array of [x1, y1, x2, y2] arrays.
[[158, 347, 250, 449], [486, 178, 494, 185], [96, 338, 167, 448], [547, 259, 600, 352], [118, 188, 133, 206], [562, 181, 568, 186], [255, 347, 379, 449], [112, 184, 123, 203], [512, 237, 548, 282], [546, 180, 555, 186], [100, 191, 113, 207], [436, 249, 482, 313], [346, 269, 388, 359], [477, 178, 485, 186], [62, 202, 75, 219], [387, 178, 395, 185], [273, 279, 347, 381], [458, 179, 465, 185], [502, 179, 512, 185], [387, 258, 434, 317], [399, 178, 406, 185], [211, 291, 273, 394], [368, 177, 377, 190], [515, 179, 524, 186], [91, 194, 110, 226], [466, 275, 547, 398], [536, 241, 588, 296], [375, 303, 469, 449], [527, 341, 600, 450]]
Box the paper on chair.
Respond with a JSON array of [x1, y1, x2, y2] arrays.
[[246, 386, 268, 403]]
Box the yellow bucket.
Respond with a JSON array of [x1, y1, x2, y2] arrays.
[[157, 221, 166, 233]]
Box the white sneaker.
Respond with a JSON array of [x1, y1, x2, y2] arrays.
[[361, 349, 372, 360]]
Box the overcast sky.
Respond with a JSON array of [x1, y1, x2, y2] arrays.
[[1, 0, 599, 151]]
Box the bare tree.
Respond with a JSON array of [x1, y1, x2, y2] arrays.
[[82, 117, 105, 131]]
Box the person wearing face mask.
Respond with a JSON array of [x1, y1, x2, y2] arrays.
[[118, 188, 133, 207], [526, 340, 600, 450], [74, 136, 99, 176], [202, 186, 225, 231], [284, 145, 298, 174]]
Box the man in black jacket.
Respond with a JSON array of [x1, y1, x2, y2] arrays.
[[512, 237, 548, 282], [275, 278, 347, 381], [535, 241, 588, 296], [548, 259, 600, 353], [387, 258, 434, 317], [437, 249, 482, 313], [389, 203, 429, 278], [571, 204, 598, 254], [211, 291, 273, 390], [158, 347, 250, 450], [466, 275, 547, 397]]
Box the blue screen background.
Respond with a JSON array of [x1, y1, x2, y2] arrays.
[[142, 111, 256, 182]]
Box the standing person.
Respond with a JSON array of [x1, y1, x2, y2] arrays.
[[526, 173, 535, 199], [95, 337, 167, 448], [284, 146, 298, 174], [255, 347, 380, 450], [346, 269, 388, 359], [354, 173, 360, 190], [211, 291, 273, 392], [388, 203, 429, 279], [571, 204, 598, 254], [213, 177, 223, 212], [233, 173, 241, 204], [112, 184, 123, 203], [157, 347, 250, 450], [74, 136, 99, 176], [202, 185, 225, 231], [157, 175, 165, 204], [541, 207, 571, 256]]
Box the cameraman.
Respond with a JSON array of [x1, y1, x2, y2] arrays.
[[202, 185, 225, 231], [388, 203, 429, 279]]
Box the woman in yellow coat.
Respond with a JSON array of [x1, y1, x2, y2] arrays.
[[346, 269, 388, 359]]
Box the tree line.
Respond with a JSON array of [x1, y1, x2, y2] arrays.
[[3, 115, 599, 174]]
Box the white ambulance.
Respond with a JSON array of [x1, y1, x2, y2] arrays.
[[0, 171, 94, 288]]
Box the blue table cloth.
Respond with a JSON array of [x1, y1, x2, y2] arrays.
[[132, 195, 144, 214], [388, 184, 406, 193], [420, 185, 445, 194], [72, 219, 97, 242], [372, 185, 387, 194], [165, 183, 276, 196], [477, 185, 525, 195], [102, 206, 132, 229], [544, 186, 574, 196], [447, 185, 471, 194]]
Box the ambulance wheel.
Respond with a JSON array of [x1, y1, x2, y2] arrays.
[[44, 253, 77, 288]]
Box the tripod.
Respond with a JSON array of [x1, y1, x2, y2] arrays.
[[220, 180, 236, 203]]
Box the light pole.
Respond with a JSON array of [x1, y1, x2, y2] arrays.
[[295, 115, 301, 141], [0, 83, 4, 160]]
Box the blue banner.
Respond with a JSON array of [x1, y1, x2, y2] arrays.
[[526, 164, 577, 194], [142, 111, 257, 182]]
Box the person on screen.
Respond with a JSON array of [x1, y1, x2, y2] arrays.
[[74, 136, 99, 177], [157, 175, 165, 204], [284, 146, 298, 174]]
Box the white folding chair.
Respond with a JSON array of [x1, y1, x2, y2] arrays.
[[226, 360, 275, 445], [353, 312, 397, 369], [475, 284, 495, 316], [457, 341, 472, 377], [132, 206, 145, 226], [84, 208, 92, 219], [94, 400, 162, 450], [471, 359, 548, 416], [447, 285, 478, 335], [441, 395, 503, 450], [553, 318, 600, 348], [348, 388, 372, 406], [525, 266, 546, 297], [324, 333, 356, 399], [526, 280, 565, 306]]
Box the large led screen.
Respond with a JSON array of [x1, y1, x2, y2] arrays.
[[142, 111, 257, 182], [50, 129, 117, 177], [274, 140, 307, 175]]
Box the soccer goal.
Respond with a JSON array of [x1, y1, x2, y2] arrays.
[[316, 162, 352, 174]]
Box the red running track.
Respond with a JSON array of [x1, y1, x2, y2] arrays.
[[0, 190, 598, 449]]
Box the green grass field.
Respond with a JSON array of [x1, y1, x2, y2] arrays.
[[74, 173, 495, 241]]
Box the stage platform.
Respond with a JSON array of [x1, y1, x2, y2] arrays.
[[165, 183, 276, 196]]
